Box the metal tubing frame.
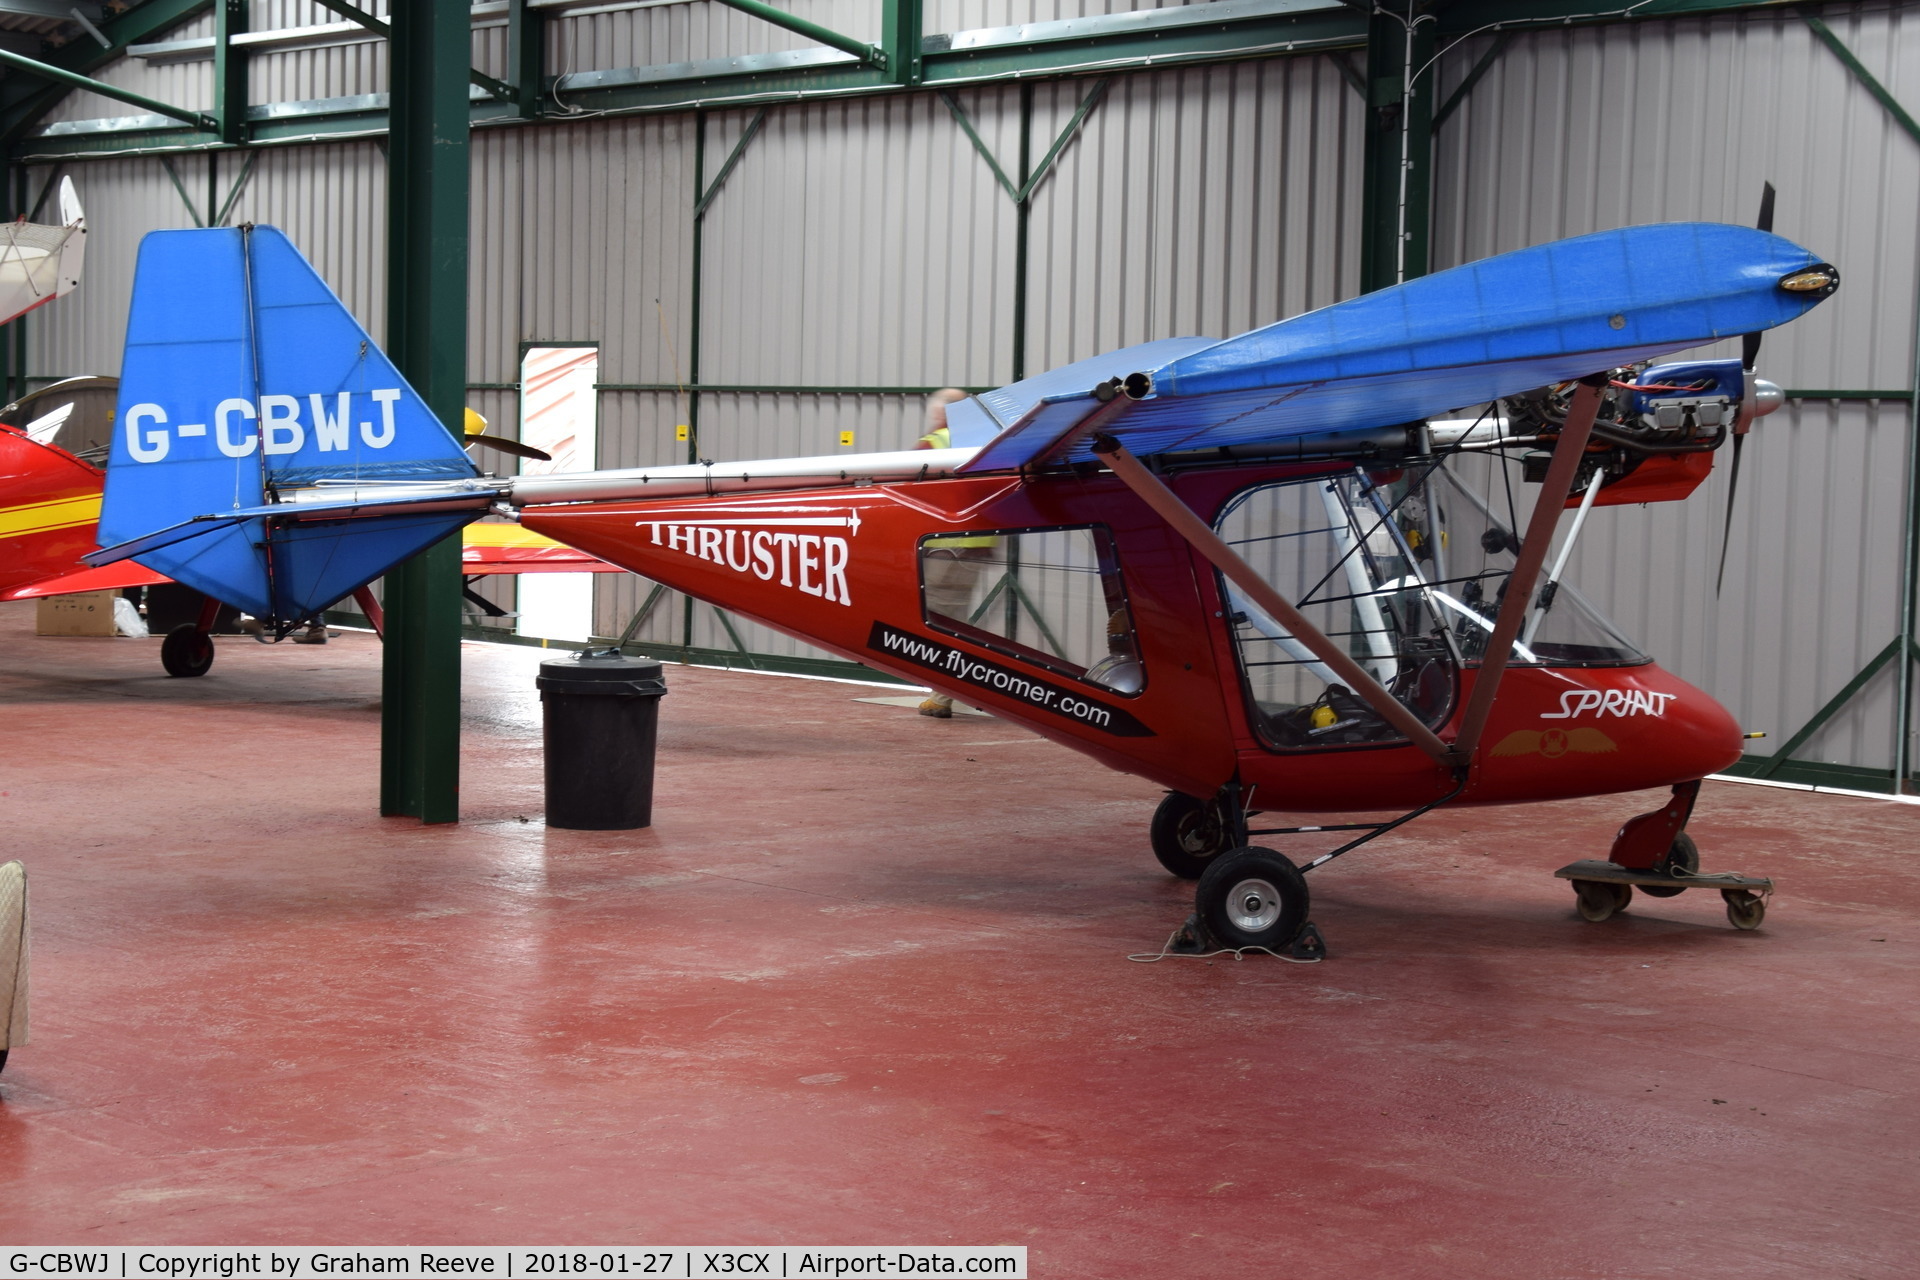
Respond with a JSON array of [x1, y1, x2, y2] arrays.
[[1452, 380, 1606, 759], [709, 0, 886, 69], [0, 45, 216, 131], [1090, 434, 1460, 768]]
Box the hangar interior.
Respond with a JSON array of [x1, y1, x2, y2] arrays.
[[2, 0, 1919, 1271]]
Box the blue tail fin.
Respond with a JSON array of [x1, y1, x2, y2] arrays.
[[99, 226, 481, 621]]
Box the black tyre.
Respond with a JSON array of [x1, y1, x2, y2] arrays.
[[1150, 792, 1234, 880], [1195, 847, 1310, 951], [0, 1048, 7, 1074], [160, 624, 214, 678], [1639, 831, 1698, 898]]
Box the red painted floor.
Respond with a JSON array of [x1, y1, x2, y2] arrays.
[[0, 604, 1916, 1276]]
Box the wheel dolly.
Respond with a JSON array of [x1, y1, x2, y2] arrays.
[[1554, 781, 1772, 930]]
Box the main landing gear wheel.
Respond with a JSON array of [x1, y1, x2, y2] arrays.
[[160, 624, 214, 678], [1574, 880, 1633, 922], [1722, 889, 1766, 931], [1195, 847, 1309, 951], [1639, 832, 1699, 898], [1150, 792, 1235, 880]]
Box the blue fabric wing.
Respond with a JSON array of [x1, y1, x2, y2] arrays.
[[959, 223, 1833, 471]]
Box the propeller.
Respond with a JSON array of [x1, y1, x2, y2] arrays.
[[462, 407, 551, 463], [1716, 182, 1776, 596]]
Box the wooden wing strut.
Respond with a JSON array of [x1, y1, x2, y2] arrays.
[[1450, 378, 1606, 758]]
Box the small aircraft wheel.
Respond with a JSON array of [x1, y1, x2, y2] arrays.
[[1640, 831, 1698, 898], [1150, 792, 1234, 880], [1195, 847, 1309, 951], [1574, 880, 1619, 923], [160, 624, 214, 678], [1723, 889, 1766, 931]]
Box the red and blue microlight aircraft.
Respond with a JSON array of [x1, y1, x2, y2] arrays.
[[84, 220, 1839, 955]]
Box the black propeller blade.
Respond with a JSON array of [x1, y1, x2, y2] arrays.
[[1714, 433, 1745, 595], [466, 433, 552, 463], [1717, 181, 1776, 596]]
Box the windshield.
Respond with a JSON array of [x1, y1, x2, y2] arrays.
[[1418, 456, 1647, 667], [1213, 456, 1647, 751]]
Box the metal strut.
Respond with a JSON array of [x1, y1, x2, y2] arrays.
[[1249, 776, 1468, 872]]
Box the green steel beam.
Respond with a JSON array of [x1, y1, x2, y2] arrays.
[[214, 0, 247, 145], [1436, 0, 1799, 32], [508, 0, 544, 120], [1431, 31, 1511, 130], [692, 108, 768, 221], [687, 111, 708, 466], [214, 149, 256, 226], [380, 0, 472, 826], [1748, 637, 1920, 778], [0, 45, 216, 131], [158, 153, 204, 225], [882, 0, 923, 87], [1800, 7, 1920, 145], [1012, 83, 1033, 382], [1794, 3, 1920, 792], [1331, 51, 1365, 99], [0, 0, 213, 142], [710, 0, 885, 69], [923, 4, 1365, 84], [1359, 4, 1435, 293], [307, 0, 513, 101]]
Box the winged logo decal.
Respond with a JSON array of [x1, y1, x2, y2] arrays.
[[1490, 727, 1619, 759]]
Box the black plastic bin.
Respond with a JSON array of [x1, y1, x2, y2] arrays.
[[537, 652, 669, 830]]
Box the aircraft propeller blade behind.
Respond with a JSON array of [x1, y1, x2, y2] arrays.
[[467, 433, 552, 463], [1718, 182, 1779, 597]]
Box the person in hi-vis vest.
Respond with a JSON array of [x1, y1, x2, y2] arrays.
[[913, 389, 994, 718]]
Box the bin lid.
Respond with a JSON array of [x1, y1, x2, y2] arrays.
[[536, 650, 668, 695]]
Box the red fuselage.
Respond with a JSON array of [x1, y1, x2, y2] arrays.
[[0, 425, 108, 600], [521, 461, 1742, 812]]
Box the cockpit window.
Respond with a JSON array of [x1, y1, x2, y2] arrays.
[[1215, 454, 1650, 752], [919, 524, 1144, 696], [1215, 471, 1457, 750]]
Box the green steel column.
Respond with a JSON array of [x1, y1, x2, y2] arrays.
[[214, 0, 247, 145], [1011, 84, 1033, 383], [882, 0, 923, 87], [508, 0, 545, 120], [380, 0, 472, 824], [1359, 3, 1436, 293]]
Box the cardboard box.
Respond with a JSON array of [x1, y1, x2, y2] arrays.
[[36, 591, 120, 637]]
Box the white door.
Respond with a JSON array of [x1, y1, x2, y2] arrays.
[[515, 345, 599, 642]]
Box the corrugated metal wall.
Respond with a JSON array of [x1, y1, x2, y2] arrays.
[[14, 1, 1917, 773], [1433, 2, 1920, 775]]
